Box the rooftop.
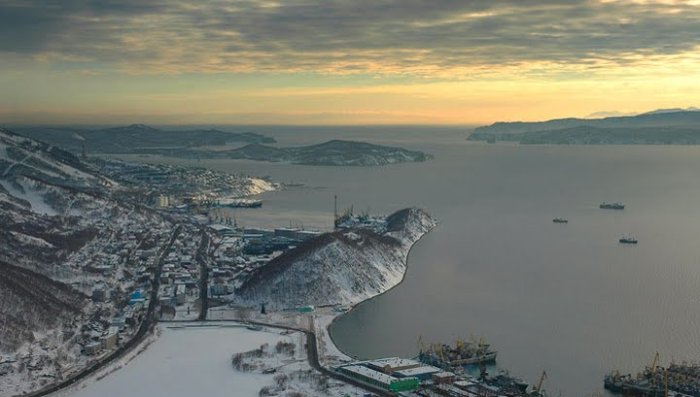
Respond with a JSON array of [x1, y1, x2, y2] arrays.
[[341, 365, 400, 385], [394, 365, 442, 377], [366, 357, 422, 370], [433, 371, 456, 379]]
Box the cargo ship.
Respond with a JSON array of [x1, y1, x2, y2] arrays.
[[418, 338, 497, 368], [605, 373, 664, 397], [619, 235, 638, 244], [605, 355, 700, 397], [552, 218, 568, 224], [600, 202, 625, 210]]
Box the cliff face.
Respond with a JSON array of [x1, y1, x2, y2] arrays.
[[235, 208, 436, 309]]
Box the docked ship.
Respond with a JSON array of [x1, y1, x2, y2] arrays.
[[217, 198, 263, 208], [600, 202, 625, 210], [418, 338, 498, 368], [605, 373, 664, 397], [619, 235, 638, 244], [552, 218, 568, 224], [605, 355, 700, 397]]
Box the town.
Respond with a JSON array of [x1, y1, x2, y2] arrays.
[[0, 132, 545, 397]]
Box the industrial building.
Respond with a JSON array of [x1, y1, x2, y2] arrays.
[[393, 365, 442, 381], [337, 364, 419, 392], [366, 357, 425, 374], [334, 357, 448, 393]]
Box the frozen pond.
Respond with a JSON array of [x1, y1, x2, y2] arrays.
[[58, 324, 294, 397]]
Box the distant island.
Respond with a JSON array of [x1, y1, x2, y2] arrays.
[[469, 108, 700, 144], [136, 139, 432, 166], [11, 124, 431, 166]]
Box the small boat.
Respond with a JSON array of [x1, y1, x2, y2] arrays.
[[600, 202, 625, 210], [552, 218, 568, 224], [619, 236, 638, 244]]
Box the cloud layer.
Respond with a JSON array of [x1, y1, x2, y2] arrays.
[[3, 0, 700, 76]]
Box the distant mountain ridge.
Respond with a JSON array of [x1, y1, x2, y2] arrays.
[[469, 109, 700, 144], [9, 125, 431, 166], [137, 139, 432, 166], [11, 124, 276, 154]]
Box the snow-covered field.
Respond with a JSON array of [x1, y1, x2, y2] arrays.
[[52, 323, 362, 397]]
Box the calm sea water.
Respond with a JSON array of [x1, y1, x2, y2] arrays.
[[134, 126, 700, 396]]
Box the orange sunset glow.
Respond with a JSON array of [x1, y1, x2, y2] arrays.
[[2, 0, 700, 125]]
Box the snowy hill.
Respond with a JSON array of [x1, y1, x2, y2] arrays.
[[0, 127, 114, 215], [0, 128, 122, 272], [0, 261, 87, 352], [0, 128, 173, 396], [0, 127, 280, 396], [235, 208, 436, 309]]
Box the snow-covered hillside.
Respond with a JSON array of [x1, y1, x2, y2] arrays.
[[235, 208, 436, 309], [0, 127, 116, 217], [0, 128, 172, 396]]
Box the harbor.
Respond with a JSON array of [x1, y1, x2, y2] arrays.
[[332, 355, 544, 397], [417, 338, 497, 368], [605, 355, 700, 397], [119, 130, 700, 395]]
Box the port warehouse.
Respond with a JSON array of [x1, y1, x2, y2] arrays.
[[334, 357, 453, 393]]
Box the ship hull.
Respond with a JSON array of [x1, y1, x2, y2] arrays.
[[420, 351, 498, 367], [600, 204, 625, 210], [448, 351, 498, 366]]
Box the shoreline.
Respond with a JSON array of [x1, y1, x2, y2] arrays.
[[322, 219, 438, 364], [36, 212, 437, 396]]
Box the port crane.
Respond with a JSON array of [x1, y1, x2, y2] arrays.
[[648, 352, 660, 374], [646, 352, 661, 386], [532, 371, 547, 396]]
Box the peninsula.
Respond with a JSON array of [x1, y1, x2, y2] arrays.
[[470, 109, 700, 144]]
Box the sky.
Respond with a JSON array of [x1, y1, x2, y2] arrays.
[[1, 0, 700, 125]]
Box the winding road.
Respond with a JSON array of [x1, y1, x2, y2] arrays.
[[27, 225, 182, 397]]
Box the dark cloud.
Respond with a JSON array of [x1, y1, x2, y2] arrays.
[[1, 0, 699, 74]]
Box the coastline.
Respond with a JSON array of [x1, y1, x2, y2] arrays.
[[320, 219, 438, 365], [37, 211, 437, 396]]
